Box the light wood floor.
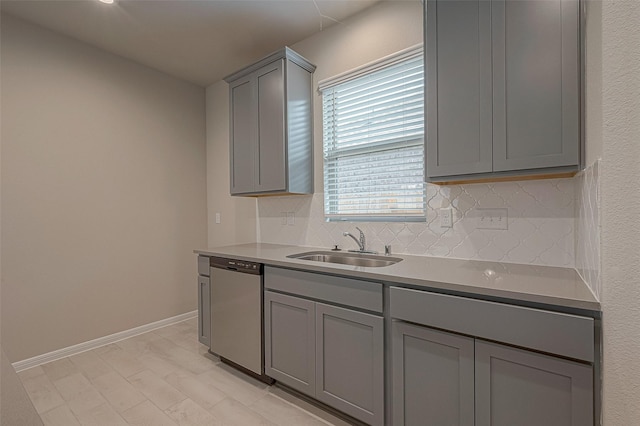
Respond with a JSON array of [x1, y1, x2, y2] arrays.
[[18, 317, 351, 426]]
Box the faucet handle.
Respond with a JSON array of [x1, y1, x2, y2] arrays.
[[355, 226, 365, 247]]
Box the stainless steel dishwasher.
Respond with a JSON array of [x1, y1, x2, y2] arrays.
[[209, 257, 271, 382]]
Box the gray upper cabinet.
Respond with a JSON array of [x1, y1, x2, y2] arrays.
[[229, 77, 255, 194], [225, 48, 315, 196], [426, 0, 581, 182], [426, 0, 493, 178], [492, 0, 580, 172], [256, 61, 286, 192]]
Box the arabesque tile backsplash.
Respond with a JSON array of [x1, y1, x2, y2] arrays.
[[576, 160, 601, 299], [257, 178, 578, 268]]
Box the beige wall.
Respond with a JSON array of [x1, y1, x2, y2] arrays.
[[596, 1, 640, 424], [0, 346, 43, 425], [0, 15, 207, 362], [207, 0, 422, 247], [204, 1, 421, 247], [205, 81, 257, 247]]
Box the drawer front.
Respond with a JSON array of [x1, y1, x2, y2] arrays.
[[197, 255, 210, 276], [264, 266, 383, 313], [389, 287, 594, 362]]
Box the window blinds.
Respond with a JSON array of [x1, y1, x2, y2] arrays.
[[322, 49, 425, 220]]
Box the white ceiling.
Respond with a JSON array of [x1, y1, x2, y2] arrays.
[[0, 0, 383, 86]]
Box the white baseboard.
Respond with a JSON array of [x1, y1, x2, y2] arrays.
[[12, 310, 198, 372]]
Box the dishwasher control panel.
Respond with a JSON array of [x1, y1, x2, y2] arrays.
[[210, 256, 262, 275]]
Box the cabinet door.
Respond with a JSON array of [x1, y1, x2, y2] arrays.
[[316, 303, 384, 426], [492, 0, 579, 171], [392, 321, 474, 426], [229, 77, 256, 194], [475, 340, 593, 426], [197, 276, 210, 347], [426, 0, 493, 178], [264, 291, 316, 396], [256, 60, 286, 192]]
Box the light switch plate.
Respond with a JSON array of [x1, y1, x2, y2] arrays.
[[475, 208, 508, 230], [286, 212, 295, 226], [215, 213, 221, 224]]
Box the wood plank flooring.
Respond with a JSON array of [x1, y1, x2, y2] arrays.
[[18, 318, 351, 426]]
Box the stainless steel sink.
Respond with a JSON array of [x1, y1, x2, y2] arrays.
[[287, 251, 403, 268]]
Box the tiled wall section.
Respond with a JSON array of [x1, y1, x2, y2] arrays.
[[257, 179, 576, 268], [576, 161, 601, 299]]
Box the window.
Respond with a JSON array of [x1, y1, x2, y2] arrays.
[[320, 46, 425, 221]]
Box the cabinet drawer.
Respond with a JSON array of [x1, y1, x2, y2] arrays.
[[265, 266, 383, 313], [389, 287, 594, 362]]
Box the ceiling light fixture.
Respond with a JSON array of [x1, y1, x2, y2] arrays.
[[99, 0, 115, 4]]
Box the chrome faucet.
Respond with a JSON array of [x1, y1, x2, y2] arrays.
[[343, 227, 376, 254]]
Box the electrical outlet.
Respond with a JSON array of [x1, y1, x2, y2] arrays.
[[280, 212, 287, 225], [287, 212, 295, 226], [215, 212, 221, 224], [475, 208, 508, 230], [440, 208, 453, 228]]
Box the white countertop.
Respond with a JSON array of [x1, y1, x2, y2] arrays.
[[194, 243, 600, 312]]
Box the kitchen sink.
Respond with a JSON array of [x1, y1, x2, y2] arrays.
[[287, 251, 403, 268]]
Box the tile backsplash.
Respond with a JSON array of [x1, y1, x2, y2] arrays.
[[576, 160, 601, 299], [257, 178, 576, 268]]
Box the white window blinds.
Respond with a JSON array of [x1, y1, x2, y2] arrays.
[[321, 47, 425, 221]]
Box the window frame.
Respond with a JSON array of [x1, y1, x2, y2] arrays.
[[319, 45, 426, 222]]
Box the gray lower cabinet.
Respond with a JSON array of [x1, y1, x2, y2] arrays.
[[315, 303, 384, 426], [426, 0, 581, 182], [197, 276, 210, 346], [197, 256, 210, 346], [475, 340, 593, 426], [392, 322, 593, 426], [390, 286, 595, 426], [264, 291, 316, 396], [264, 289, 384, 426], [392, 321, 474, 426]]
